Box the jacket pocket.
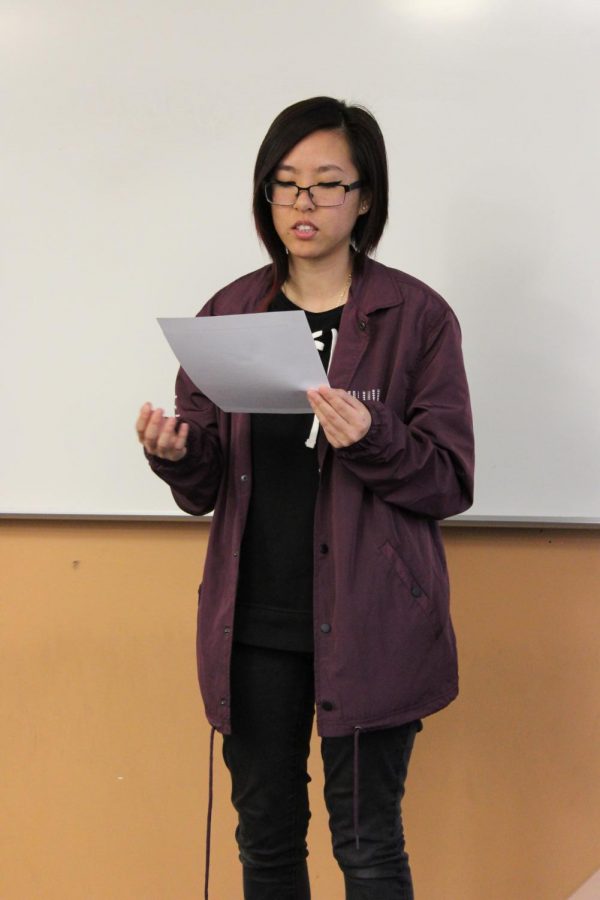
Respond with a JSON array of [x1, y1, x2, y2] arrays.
[[379, 540, 442, 637]]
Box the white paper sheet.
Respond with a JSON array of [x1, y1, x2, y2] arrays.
[[158, 312, 329, 413]]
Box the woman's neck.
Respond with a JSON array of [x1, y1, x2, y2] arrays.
[[284, 253, 353, 313]]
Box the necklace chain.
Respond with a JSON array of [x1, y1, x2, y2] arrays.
[[283, 271, 352, 308]]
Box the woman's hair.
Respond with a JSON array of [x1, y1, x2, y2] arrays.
[[253, 97, 389, 304]]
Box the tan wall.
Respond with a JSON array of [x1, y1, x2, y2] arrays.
[[1, 521, 599, 900]]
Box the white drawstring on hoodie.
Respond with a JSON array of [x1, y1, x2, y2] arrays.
[[305, 327, 338, 449]]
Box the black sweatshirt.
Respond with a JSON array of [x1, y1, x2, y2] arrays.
[[234, 291, 343, 652]]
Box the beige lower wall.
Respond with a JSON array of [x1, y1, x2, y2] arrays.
[[1, 521, 599, 900]]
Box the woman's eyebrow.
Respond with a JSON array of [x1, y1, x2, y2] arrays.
[[275, 163, 344, 174]]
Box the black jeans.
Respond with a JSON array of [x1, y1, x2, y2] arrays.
[[222, 642, 420, 900]]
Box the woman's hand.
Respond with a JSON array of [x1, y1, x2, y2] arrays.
[[307, 387, 371, 448], [136, 402, 189, 461]]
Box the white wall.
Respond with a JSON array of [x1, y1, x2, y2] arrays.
[[1, 0, 599, 520]]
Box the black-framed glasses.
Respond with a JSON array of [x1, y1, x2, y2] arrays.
[[264, 179, 362, 208]]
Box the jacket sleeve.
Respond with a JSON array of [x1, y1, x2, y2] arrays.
[[146, 362, 223, 517], [335, 309, 475, 520]]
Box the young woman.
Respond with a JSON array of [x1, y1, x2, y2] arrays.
[[137, 97, 474, 900]]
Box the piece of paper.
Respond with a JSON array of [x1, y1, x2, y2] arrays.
[[158, 312, 329, 413]]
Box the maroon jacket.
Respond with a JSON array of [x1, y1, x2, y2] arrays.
[[148, 257, 474, 737]]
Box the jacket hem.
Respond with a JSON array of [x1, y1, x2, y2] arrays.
[[314, 688, 458, 738]]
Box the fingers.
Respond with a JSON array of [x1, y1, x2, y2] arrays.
[[156, 416, 189, 459], [136, 403, 166, 453], [135, 403, 188, 461], [136, 402, 154, 443], [307, 387, 371, 448], [312, 387, 366, 416], [171, 420, 189, 454]]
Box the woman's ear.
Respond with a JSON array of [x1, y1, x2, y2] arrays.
[[358, 191, 371, 215]]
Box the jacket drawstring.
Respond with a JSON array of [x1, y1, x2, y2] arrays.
[[204, 725, 216, 900], [306, 327, 339, 449], [353, 725, 362, 850]]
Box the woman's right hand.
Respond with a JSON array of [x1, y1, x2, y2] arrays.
[[136, 402, 189, 462]]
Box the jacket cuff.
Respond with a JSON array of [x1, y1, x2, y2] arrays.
[[335, 401, 408, 462]]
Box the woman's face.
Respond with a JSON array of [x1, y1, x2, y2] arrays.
[[270, 129, 369, 266]]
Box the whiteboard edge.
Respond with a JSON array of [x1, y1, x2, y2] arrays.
[[1, 513, 599, 529]]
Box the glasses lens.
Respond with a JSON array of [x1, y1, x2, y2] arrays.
[[266, 182, 296, 205], [310, 184, 346, 206]]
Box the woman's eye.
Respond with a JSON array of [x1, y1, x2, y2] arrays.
[[317, 182, 342, 189], [274, 180, 296, 187]]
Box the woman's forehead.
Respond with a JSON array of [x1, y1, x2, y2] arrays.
[[276, 129, 355, 173]]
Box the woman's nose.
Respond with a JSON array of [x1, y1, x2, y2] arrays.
[[293, 187, 316, 211]]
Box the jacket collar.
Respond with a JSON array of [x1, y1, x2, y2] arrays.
[[244, 257, 405, 316], [348, 257, 406, 316]]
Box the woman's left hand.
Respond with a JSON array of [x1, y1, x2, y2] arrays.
[[307, 386, 372, 448]]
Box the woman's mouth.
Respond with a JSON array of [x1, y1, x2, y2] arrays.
[[292, 221, 318, 239]]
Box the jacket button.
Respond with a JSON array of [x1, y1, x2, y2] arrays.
[[411, 586, 422, 598], [321, 700, 334, 711], [320, 623, 331, 633], [219, 698, 227, 706], [233, 551, 239, 558], [319, 543, 329, 554], [240, 474, 248, 482], [224, 626, 232, 635], [359, 320, 367, 331]]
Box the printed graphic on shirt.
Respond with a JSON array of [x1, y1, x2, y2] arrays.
[[306, 326, 338, 449], [348, 388, 382, 402]]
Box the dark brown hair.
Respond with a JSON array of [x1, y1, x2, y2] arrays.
[[253, 97, 389, 306]]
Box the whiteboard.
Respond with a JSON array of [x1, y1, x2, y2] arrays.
[[1, 0, 599, 522]]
